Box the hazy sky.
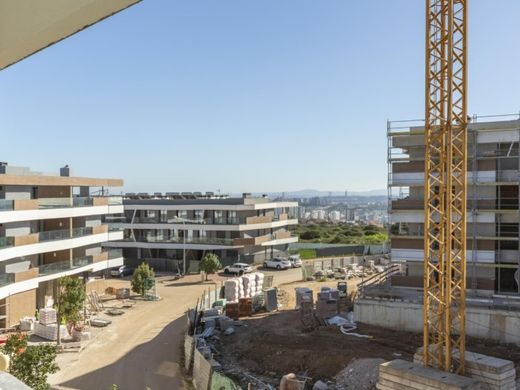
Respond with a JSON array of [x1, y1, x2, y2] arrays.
[[1, 1, 519, 194]]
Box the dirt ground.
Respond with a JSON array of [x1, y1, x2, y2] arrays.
[[217, 279, 520, 387], [48, 267, 303, 390]]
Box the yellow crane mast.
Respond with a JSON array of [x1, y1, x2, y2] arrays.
[[423, 0, 468, 374]]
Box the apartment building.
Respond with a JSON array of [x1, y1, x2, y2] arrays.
[[388, 115, 520, 297], [0, 164, 124, 328], [104, 193, 298, 270]]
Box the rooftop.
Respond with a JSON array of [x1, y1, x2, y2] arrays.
[[0, 164, 123, 187]]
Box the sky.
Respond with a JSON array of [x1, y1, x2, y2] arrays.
[[1, 1, 520, 194]]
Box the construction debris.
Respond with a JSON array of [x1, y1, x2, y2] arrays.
[[334, 358, 385, 390]]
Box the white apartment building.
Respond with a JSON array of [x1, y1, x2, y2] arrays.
[[105, 193, 298, 270], [0, 164, 124, 328]]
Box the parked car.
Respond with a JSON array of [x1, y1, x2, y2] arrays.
[[110, 265, 134, 278], [224, 262, 253, 275], [289, 255, 302, 268], [263, 258, 291, 270]]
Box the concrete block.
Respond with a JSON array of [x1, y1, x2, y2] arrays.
[[379, 360, 483, 390], [414, 348, 517, 390]]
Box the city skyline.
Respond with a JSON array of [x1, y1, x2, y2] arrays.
[[1, 1, 520, 193]]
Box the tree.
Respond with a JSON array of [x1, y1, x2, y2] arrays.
[[131, 262, 155, 296], [199, 253, 222, 281], [300, 230, 321, 240], [2, 333, 59, 390], [363, 233, 389, 245], [57, 276, 86, 333]]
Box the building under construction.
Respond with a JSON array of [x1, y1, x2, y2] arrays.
[[388, 114, 520, 297], [355, 114, 520, 347]]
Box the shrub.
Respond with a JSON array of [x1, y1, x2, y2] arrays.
[[199, 253, 222, 281], [131, 263, 155, 296]]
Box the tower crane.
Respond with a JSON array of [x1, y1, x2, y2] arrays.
[[423, 0, 468, 374]]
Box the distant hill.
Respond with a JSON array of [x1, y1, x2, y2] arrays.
[[246, 189, 387, 198]]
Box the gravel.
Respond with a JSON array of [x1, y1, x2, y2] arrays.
[[333, 358, 385, 390]]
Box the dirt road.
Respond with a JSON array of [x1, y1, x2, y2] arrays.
[[49, 267, 302, 390]]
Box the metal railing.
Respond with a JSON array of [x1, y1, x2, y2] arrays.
[[0, 274, 14, 288], [129, 236, 235, 246], [107, 249, 123, 259], [38, 226, 93, 242], [38, 256, 93, 276], [0, 200, 13, 211], [0, 196, 123, 211]]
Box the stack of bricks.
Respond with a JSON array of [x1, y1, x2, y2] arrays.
[[314, 291, 339, 319], [238, 297, 252, 317], [377, 359, 483, 390], [225, 303, 239, 320], [414, 348, 517, 390]]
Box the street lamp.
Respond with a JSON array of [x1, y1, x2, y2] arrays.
[[173, 216, 187, 275]]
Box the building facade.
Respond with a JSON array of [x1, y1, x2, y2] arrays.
[[388, 115, 520, 297], [0, 164, 124, 328], [104, 193, 298, 271]]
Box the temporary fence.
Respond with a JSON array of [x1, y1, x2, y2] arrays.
[[184, 301, 243, 390]]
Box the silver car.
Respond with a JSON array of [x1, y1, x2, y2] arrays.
[[263, 257, 291, 270]]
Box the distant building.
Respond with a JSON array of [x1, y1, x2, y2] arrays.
[[105, 193, 298, 270], [329, 210, 341, 222]]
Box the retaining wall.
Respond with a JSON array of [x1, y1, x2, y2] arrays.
[[192, 348, 212, 390], [355, 298, 520, 344], [184, 316, 242, 390]]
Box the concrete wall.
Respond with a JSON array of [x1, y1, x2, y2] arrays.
[[184, 335, 194, 372], [7, 289, 36, 327], [355, 299, 520, 344], [192, 348, 212, 390]]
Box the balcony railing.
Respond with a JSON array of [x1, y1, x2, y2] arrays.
[[38, 256, 93, 276], [0, 226, 108, 250], [126, 236, 235, 246], [0, 250, 123, 289], [391, 197, 520, 211], [38, 226, 93, 242], [0, 196, 123, 211], [0, 274, 14, 288]]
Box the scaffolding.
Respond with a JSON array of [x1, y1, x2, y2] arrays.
[[387, 113, 520, 298]]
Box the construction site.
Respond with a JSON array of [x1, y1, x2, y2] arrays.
[[185, 257, 520, 389], [2, 1, 520, 389]]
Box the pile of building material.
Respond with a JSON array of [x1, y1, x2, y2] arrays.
[[39, 308, 57, 324], [377, 359, 482, 390], [264, 288, 278, 311], [224, 279, 244, 302], [315, 288, 339, 319], [18, 317, 36, 331], [238, 298, 252, 317], [414, 348, 517, 390], [34, 308, 68, 341], [115, 288, 130, 299], [225, 303, 240, 320], [295, 287, 313, 310], [224, 272, 265, 302]]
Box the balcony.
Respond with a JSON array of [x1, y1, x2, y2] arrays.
[[128, 213, 296, 226], [129, 236, 235, 246], [0, 226, 109, 250], [0, 196, 122, 212], [391, 198, 519, 211], [234, 231, 297, 246]]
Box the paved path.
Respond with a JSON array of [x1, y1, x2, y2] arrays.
[[49, 268, 301, 390]]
